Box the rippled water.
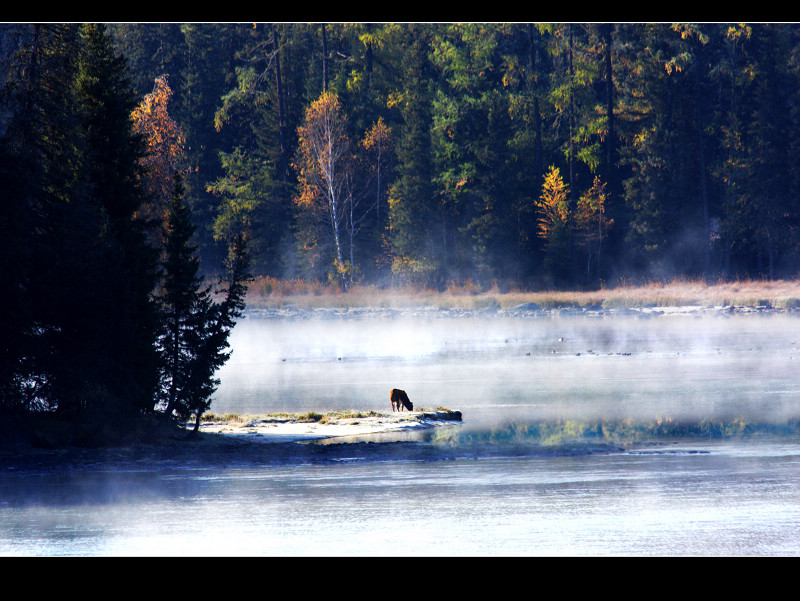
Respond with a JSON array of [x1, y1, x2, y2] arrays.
[[2, 311, 800, 556]]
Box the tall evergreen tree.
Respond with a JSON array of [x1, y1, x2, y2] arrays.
[[0, 133, 34, 411], [3, 24, 93, 415], [211, 23, 295, 275], [74, 23, 161, 417], [158, 174, 249, 430], [178, 24, 241, 272], [386, 25, 438, 285], [0, 24, 160, 420], [737, 24, 796, 277], [617, 25, 704, 277]]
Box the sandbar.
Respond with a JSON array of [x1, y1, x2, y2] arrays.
[[197, 409, 463, 444]]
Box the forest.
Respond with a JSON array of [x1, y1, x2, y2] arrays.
[[2, 22, 800, 432], [102, 22, 800, 289]]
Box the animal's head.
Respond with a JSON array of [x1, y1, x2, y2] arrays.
[[407, 401, 413, 411]]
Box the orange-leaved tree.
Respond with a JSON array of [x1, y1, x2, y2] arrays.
[[131, 75, 186, 246], [362, 116, 393, 222], [360, 116, 394, 275], [575, 175, 613, 279]]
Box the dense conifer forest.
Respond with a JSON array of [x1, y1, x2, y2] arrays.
[[2, 22, 800, 433]]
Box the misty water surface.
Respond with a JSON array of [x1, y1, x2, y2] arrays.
[[3, 311, 800, 556], [213, 311, 800, 428]]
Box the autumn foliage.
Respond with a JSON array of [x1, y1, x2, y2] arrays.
[[293, 92, 395, 290], [294, 92, 353, 288], [92, 23, 800, 288], [536, 167, 613, 282], [536, 166, 571, 242], [131, 75, 186, 240], [576, 176, 613, 277]]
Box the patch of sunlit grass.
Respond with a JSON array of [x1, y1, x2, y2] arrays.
[[200, 412, 249, 423], [201, 410, 389, 426], [599, 277, 800, 308]]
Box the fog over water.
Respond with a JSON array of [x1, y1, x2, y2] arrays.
[[214, 310, 800, 427], [4, 310, 800, 556]]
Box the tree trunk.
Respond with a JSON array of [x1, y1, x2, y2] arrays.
[[271, 25, 289, 184], [321, 24, 328, 93], [164, 310, 180, 417], [349, 191, 355, 281], [332, 205, 347, 290], [602, 24, 615, 192], [527, 24, 543, 189], [693, 47, 711, 279], [326, 178, 347, 291], [567, 25, 577, 280], [568, 25, 575, 199]]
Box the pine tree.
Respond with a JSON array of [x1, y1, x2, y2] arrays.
[[186, 230, 250, 432], [386, 25, 437, 285], [158, 174, 250, 431], [0, 24, 161, 420], [0, 135, 34, 411], [207, 147, 281, 276], [75, 23, 161, 417], [0, 24, 92, 415], [159, 174, 206, 419], [177, 23, 240, 271]]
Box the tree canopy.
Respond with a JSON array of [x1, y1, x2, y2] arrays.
[[98, 23, 800, 288]]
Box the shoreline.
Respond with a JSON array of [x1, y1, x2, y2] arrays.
[[241, 300, 798, 321], [0, 409, 464, 466], [195, 409, 463, 444]]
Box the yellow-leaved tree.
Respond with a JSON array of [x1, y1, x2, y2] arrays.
[[362, 116, 393, 221], [535, 165, 571, 278]]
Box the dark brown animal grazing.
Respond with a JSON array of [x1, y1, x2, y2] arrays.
[[390, 388, 413, 412]]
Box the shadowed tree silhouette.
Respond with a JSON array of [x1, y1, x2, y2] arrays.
[[157, 173, 250, 431]]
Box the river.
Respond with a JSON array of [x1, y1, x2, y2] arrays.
[[2, 308, 799, 556]]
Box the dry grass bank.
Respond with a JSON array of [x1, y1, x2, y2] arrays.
[[244, 276, 800, 311]]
